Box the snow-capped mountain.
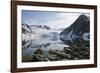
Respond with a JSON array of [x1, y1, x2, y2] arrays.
[[59, 14, 90, 45], [22, 23, 33, 41], [22, 23, 32, 34], [30, 25, 51, 30]]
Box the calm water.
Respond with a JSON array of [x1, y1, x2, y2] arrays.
[[22, 29, 68, 62]]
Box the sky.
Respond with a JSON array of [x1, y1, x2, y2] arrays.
[[22, 10, 89, 29]]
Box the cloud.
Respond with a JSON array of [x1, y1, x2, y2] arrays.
[[42, 13, 81, 29], [23, 12, 89, 29]]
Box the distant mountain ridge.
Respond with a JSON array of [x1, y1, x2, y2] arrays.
[[30, 25, 51, 30]]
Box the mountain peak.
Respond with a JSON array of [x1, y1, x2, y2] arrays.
[[59, 14, 90, 45], [78, 14, 89, 22]]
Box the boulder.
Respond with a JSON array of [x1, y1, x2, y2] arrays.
[[49, 50, 71, 59], [32, 54, 46, 61]]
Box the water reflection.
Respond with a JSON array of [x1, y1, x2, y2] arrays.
[[22, 31, 89, 62], [22, 31, 68, 62], [22, 40, 32, 50]]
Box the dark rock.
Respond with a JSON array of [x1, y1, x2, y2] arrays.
[[49, 49, 71, 59], [47, 54, 58, 61], [34, 48, 43, 55], [32, 54, 46, 61], [32, 42, 90, 62], [63, 47, 73, 53]]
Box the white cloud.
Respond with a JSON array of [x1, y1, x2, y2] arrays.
[[43, 13, 81, 29], [23, 18, 39, 25], [24, 12, 89, 29]]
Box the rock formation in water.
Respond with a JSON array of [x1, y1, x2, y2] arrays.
[[59, 14, 90, 45]]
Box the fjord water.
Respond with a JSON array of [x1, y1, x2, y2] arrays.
[[22, 29, 68, 62]]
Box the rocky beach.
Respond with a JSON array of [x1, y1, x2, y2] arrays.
[[31, 42, 89, 62]]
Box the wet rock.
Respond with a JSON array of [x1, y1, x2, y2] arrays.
[[49, 49, 71, 59], [31, 42, 90, 62], [83, 55, 89, 59], [47, 54, 58, 61], [62, 59, 69, 61], [32, 54, 46, 61], [63, 43, 90, 60], [73, 57, 79, 60], [32, 48, 48, 61], [63, 47, 73, 53], [34, 48, 43, 55], [80, 51, 89, 55]]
